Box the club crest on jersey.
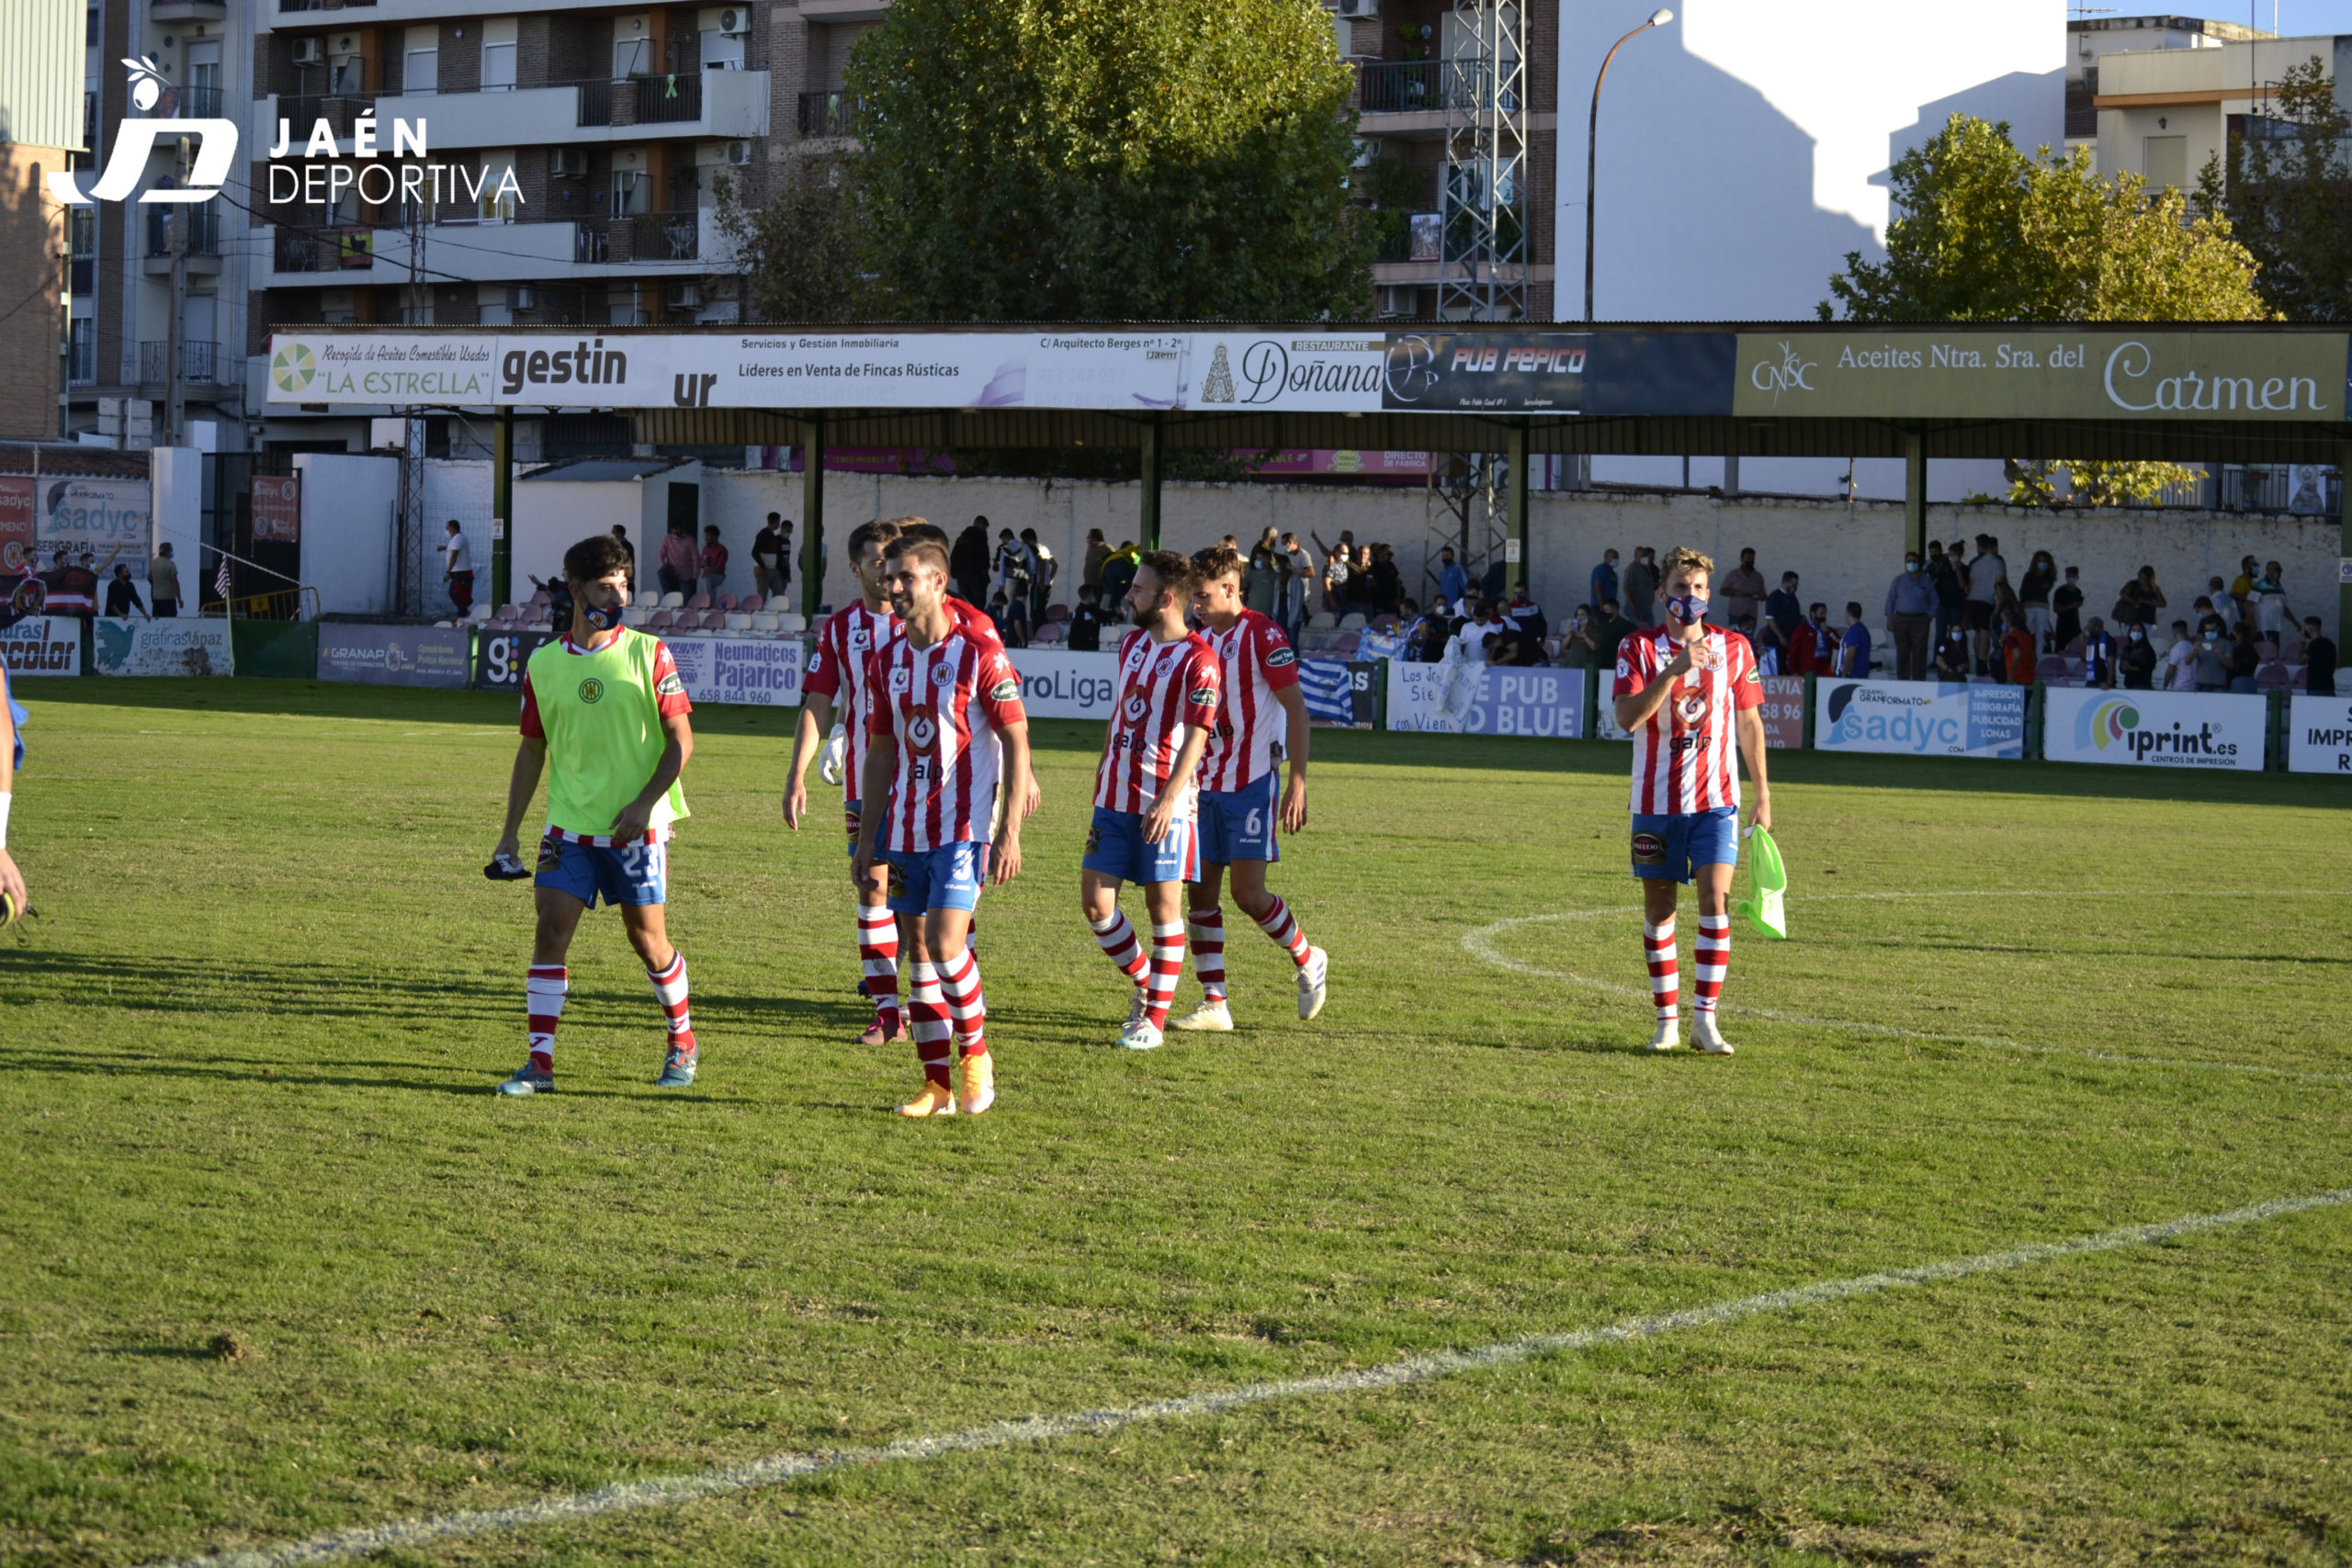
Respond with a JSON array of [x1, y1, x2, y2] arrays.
[[931, 663, 957, 687], [907, 714, 939, 750], [1123, 693, 1151, 725], [579, 677, 605, 704]]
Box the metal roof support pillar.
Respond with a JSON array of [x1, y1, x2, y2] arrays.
[[800, 412, 825, 621], [492, 405, 514, 614], [1139, 413, 1162, 552], [1903, 427, 1927, 562], [1507, 416, 1530, 592], [2339, 439, 2351, 649]]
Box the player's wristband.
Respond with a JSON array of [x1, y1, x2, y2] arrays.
[[0, 791, 11, 850]]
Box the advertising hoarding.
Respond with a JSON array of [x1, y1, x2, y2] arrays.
[[37, 478, 152, 582], [2288, 693, 2352, 774], [1003, 649, 1119, 721], [251, 474, 301, 545], [0, 616, 81, 676], [472, 628, 553, 691], [1755, 675, 1807, 750], [1813, 679, 2025, 760], [665, 636, 805, 707], [2040, 687, 2267, 771], [1387, 660, 1586, 738], [318, 625, 472, 687], [91, 616, 231, 676], [0, 477, 35, 575]]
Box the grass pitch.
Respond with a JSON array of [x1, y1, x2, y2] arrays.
[[3, 678, 2349, 1567]]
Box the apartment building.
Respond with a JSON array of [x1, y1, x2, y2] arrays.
[[2065, 14, 2267, 147], [2091, 25, 2346, 195], [0, 2, 82, 441], [247, 0, 775, 450]]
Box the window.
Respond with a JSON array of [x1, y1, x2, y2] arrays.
[[68, 319, 95, 385], [611, 165, 647, 215], [481, 17, 516, 91], [614, 16, 652, 78], [404, 25, 438, 95], [2143, 134, 2187, 190], [478, 149, 518, 222]]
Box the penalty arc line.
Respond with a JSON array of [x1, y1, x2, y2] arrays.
[[1463, 890, 2352, 1087], [147, 1187, 2352, 1568]]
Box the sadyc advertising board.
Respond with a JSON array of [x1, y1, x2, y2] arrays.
[[1813, 680, 2025, 760]]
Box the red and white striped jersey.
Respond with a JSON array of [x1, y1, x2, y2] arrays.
[[1094, 627, 1222, 816], [866, 629, 1028, 852], [1196, 609, 1299, 793], [1614, 627, 1763, 815], [801, 602, 902, 803]]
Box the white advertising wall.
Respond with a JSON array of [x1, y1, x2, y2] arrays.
[[1814, 679, 2026, 760], [0, 617, 82, 676], [1387, 660, 1587, 738], [2041, 687, 2267, 772], [40, 476, 153, 582], [293, 454, 401, 615], [2287, 694, 2352, 775]]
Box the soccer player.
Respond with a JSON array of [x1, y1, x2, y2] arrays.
[[0, 648, 27, 922], [1082, 549, 1221, 1052], [1611, 545, 1772, 1056], [1170, 545, 1327, 1031], [785, 516, 907, 1045], [491, 533, 699, 1095], [854, 534, 1033, 1117]]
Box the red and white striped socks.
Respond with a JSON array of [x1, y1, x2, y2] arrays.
[[1091, 910, 1148, 987], [1693, 913, 1730, 1016], [907, 960, 952, 1089], [936, 945, 987, 1059], [1146, 921, 1186, 1028], [1253, 896, 1312, 968], [1189, 906, 1227, 1000], [646, 951, 695, 1054], [526, 964, 566, 1070], [1644, 919, 1679, 1025], [858, 904, 899, 1023]]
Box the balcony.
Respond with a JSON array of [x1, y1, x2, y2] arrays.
[[273, 225, 373, 273], [266, 70, 767, 152], [153, 0, 227, 17], [147, 206, 220, 258], [632, 73, 702, 124], [139, 341, 228, 386], [1356, 61, 1442, 115], [579, 210, 702, 265], [264, 212, 718, 286], [797, 91, 862, 138]]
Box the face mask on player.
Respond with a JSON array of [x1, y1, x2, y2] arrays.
[[1665, 592, 1708, 626], [582, 599, 621, 631]]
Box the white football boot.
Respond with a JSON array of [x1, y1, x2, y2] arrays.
[[1117, 1018, 1165, 1051], [1646, 1015, 1681, 1052], [1296, 946, 1329, 1021], [1170, 998, 1234, 1032], [1690, 1012, 1735, 1055]]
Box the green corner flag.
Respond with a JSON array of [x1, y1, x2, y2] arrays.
[[1736, 824, 1789, 940]]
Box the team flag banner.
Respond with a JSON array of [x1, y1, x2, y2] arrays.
[[0, 615, 81, 676], [1813, 679, 2025, 760], [2288, 693, 2352, 775], [92, 617, 231, 677], [1386, 660, 1586, 738], [1296, 660, 1376, 728], [318, 625, 472, 688], [2041, 687, 2267, 772]]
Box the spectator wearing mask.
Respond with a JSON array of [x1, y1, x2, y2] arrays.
[[1450, 599, 1505, 663], [1321, 544, 1353, 617], [1081, 528, 1111, 592], [1836, 603, 1872, 678], [2018, 550, 2057, 649], [1622, 547, 1659, 629], [1964, 533, 2007, 672], [1348, 545, 1380, 616], [103, 563, 146, 619], [1437, 546, 1467, 609], [1764, 571, 1803, 642], [2226, 622, 2259, 694], [656, 522, 697, 598], [2301, 615, 2336, 695], [2052, 565, 2084, 649], [1369, 544, 1403, 615], [2164, 620, 2198, 690], [1928, 539, 1966, 649], [2204, 576, 2240, 633], [2188, 622, 2229, 692], [751, 513, 785, 598], [2250, 561, 2295, 641], [699, 526, 729, 597], [1883, 550, 1937, 681], [1594, 597, 1637, 662], [1505, 583, 1546, 640], [1998, 612, 2035, 686], [1281, 535, 1314, 634], [1560, 605, 1601, 668], [147, 542, 181, 617], [2119, 623, 2158, 689], [2113, 566, 2165, 629], [1719, 547, 1767, 628], [1243, 547, 1281, 615], [1933, 623, 1973, 682], [1068, 585, 1105, 652], [1788, 603, 1835, 676], [2081, 618, 2118, 687], [1589, 548, 1620, 616], [992, 528, 1028, 600]]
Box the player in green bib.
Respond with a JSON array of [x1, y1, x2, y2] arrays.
[[490, 534, 699, 1094]]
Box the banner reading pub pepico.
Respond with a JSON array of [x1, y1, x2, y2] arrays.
[[1734, 330, 2351, 421]]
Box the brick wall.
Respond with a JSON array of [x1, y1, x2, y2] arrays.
[[0, 145, 66, 438], [436, 20, 481, 95]]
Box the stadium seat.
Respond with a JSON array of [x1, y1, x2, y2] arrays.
[[749, 612, 780, 633], [1031, 621, 1067, 645], [2256, 640, 2280, 662], [1371, 615, 1398, 632], [718, 594, 740, 612], [1307, 613, 1337, 630], [776, 613, 809, 634], [2283, 638, 2305, 663], [622, 606, 649, 627], [2037, 655, 2071, 682], [1045, 603, 1070, 623], [2290, 665, 2309, 691], [433, 619, 454, 628], [1543, 637, 1564, 661], [687, 592, 712, 611], [1329, 632, 1361, 658], [527, 590, 550, 607], [1337, 613, 1367, 630], [648, 609, 676, 630], [659, 592, 685, 609], [636, 591, 661, 608], [2256, 661, 2291, 691], [738, 594, 764, 614], [2064, 635, 2086, 657], [469, 603, 495, 623], [725, 613, 752, 631]]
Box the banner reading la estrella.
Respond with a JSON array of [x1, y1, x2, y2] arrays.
[[1735, 330, 2351, 421]]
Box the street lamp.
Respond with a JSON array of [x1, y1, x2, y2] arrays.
[[1584, 7, 1673, 323]]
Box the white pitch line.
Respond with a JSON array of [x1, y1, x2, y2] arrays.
[[147, 1187, 2352, 1568], [1463, 891, 2352, 1087]]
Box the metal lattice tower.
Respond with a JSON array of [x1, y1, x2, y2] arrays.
[[1437, 0, 1528, 321]]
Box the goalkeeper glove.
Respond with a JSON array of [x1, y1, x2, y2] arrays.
[[818, 723, 849, 786]]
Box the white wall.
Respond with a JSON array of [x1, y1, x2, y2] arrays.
[[1556, 0, 2064, 323], [293, 453, 401, 615], [514, 479, 641, 593]]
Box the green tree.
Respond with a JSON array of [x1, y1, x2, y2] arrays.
[[1823, 114, 2272, 505], [846, 0, 1371, 321], [2193, 58, 2352, 321], [711, 160, 873, 323]]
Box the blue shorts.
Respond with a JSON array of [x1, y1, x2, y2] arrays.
[[536, 833, 668, 908], [885, 840, 989, 915], [845, 797, 864, 859], [1082, 806, 1200, 886], [1197, 774, 1280, 867], [1631, 807, 1739, 883]]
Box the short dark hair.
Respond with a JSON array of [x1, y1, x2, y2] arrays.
[[847, 517, 905, 558], [767, 512, 781, 525], [1846, 602, 1863, 617], [885, 536, 951, 577], [1600, 597, 1619, 611], [563, 533, 633, 584], [1192, 544, 1245, 585], [895, 520, 949, 552], [1136, 549, 1194, 604]]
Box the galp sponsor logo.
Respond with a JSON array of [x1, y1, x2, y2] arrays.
[[50, 58, 238, 208]]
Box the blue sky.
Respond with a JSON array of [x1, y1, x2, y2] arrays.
[[2158, 3, 2352, 34]]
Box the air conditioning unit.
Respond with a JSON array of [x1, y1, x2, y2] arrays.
[[665, 282, 703, 309], [726, 140, 752, 166], [1336, 0, 1379, 18], [290, 36, 322, 64], [718, 7, 751, 36], [1351, 137, 1380, 168], [550, 147, 587, 177], [1374, 284, 1418, 319], [508, 285, 537, 311]]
